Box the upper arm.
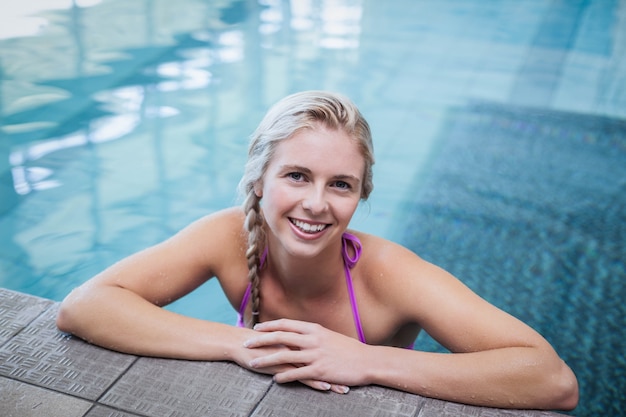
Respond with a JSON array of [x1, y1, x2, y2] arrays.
[[372, 241, 550, 353], [82, 207, 246, 307]]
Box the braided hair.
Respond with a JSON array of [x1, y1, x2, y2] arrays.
[[237, 91, 374, 327]]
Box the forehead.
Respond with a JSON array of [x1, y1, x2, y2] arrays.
[[270, 126, 365, 177]]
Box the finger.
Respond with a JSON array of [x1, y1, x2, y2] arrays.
[[285, 378, 348, 394], [244, 331, 307, 349], [330, 384, 350, 394], [272, 363, 321, 385], [273, 366, 349, 394], [297, 379, 332, 392], [249, 364, 338, 394], [249, 350, 307, 369], [254, 318, 317, 334]]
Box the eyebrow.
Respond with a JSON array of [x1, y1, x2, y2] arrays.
[[279, 165, 361, 184]]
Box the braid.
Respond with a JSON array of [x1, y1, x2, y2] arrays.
[[243, 189, 265, 327]]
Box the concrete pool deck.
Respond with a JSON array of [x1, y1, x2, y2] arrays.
[[0, 288, 569, 417]]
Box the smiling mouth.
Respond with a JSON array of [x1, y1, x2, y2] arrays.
[[289, 218, 329, 233]]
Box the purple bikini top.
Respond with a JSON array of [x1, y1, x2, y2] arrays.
[[236, 232, 415, 349]]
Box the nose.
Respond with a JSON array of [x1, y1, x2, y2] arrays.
[[302, 186, 328, 214]]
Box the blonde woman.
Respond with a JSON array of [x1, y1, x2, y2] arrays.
[[57, 91, 578, 410]]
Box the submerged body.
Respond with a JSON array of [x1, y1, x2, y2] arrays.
[[57, 91, 578, 410]]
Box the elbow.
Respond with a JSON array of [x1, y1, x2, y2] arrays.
[[56, 300, 75, 334], [547, 360, 579, 411], [56, 290, 83, 335], [559, 372, 579, 411], [56, 303, 73, 334]]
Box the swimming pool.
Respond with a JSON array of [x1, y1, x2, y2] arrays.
[[1, 1, 625, 415]]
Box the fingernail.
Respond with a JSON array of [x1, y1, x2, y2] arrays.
[[249, 359, 258, 368], [243, 340, 251, 348], [340, 385, 350, 394], [321, 382, 331, 390]]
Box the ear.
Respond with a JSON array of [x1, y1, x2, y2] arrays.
[[253, 182, 263, 198]]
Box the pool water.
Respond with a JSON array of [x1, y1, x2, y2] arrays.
[[1, 1, 625, 415]]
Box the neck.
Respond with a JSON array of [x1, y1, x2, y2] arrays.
[[265, 237, 346, 300]]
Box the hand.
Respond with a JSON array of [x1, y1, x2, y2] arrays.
[[243, 319, 369, 393], [233, 326, 344, 393]]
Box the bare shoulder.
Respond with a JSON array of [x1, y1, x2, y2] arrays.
[[175, 207, 251, 300], [83, 207, 249, 306], [345, 231, 434, 343], [179, 206, 245, 237], [350, 230, 471, 320], [169, 207, 248, 274], [351, 231, 551, 353], [351, 231, 432, 285], [176, 207, 246, 248]]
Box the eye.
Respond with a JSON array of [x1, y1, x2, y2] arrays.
[[334, 180, 351, 190], [287, 172, 305, 181]]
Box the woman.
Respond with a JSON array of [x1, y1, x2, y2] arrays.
[[57, 91, 578, 410]]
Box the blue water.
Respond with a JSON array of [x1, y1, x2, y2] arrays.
[[1, 1, 625, 415]]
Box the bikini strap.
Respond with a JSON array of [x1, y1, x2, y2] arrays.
[[236, 284, 251, 327], [342, 232, 366, 344], [341, 231, 362, 269]]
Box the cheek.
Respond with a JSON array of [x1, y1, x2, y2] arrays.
[[333, 196, 361, 219], [261, 183, 294, 214], [265, 183, 289, 202]]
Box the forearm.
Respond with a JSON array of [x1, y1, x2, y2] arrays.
[[365, 345, 578, 410], [57, 284, 248, 361]]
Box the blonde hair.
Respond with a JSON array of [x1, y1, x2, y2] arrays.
[[237, 91, 374, 326]]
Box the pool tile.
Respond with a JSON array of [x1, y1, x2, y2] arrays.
[[99, 358, 272, 417], [251, 383, 424, 417], [417, 397, 563, 417], [0, 377, 92, 417], [0, 303, 136, 401], [83, 405, 141, 417], [0, 288, 53, 346]]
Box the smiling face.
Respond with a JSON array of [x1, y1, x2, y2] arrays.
[[257, 123, 365, 259]]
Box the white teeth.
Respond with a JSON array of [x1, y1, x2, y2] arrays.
[[292, 219, 326, 233]]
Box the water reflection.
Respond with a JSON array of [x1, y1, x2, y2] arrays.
[[0, 0, 103, 40], [1, 0, 366, 194], [0, 0, 369, 295]]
